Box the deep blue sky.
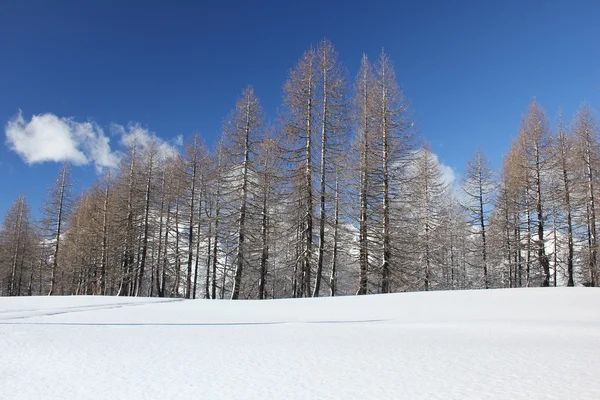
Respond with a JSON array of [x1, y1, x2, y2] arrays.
[[1, 0, 599, 216]]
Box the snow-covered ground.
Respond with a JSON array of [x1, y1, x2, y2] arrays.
[[1, 288, 599, 399]]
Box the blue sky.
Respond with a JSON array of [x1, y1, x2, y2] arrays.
[[1, 0, 599, 216]]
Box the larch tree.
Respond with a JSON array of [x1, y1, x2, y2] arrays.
[[442, 196, 469, 289], [117, 145, 140, 296], [373, 50, 415, 293], [354, 54, 378, 295], [328, 160, 343, 296], [282, 46, 317, 297], [554, 111, 576, 286], [156, 155, 181, 297], [192, 141, 211, 299], [209, 142, 226, 299], [573, 103, 600, 286], [492, 157, 521, 288], [255, 129, 283, 299], [136, 139, 159, 296], [98, 173, 114, 294], [312, 39, 349, 297], [461, 147, 495, 288], [223, 86, 264, 300], [505, 144, 527, 287], [43, 163, 73, 295], [516, 100, 552, 286], [183, 133, 208, 298], [410, 144, 450, 291], [0, 195, 37, 296]]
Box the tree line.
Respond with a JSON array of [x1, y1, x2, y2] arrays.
[[1, 40, 599, 298]]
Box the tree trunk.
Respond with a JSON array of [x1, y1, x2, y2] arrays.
[[381, 63, 391, 294], [258, 179, 269, 300], [231, 100, 252, 300], [9, 198, 24, 296], [357, 61, 370, 296], [137, 155, 153, 296], [585, 145, 598, 286], [329, 171, 340, 296], [193, 194, 202, 299], [534, 144, 550, 287], [303, 78, 314, 298], [478, 171, 488, 289], [204, 207, 212, 299], [49, 166, 68, 296], [313, 51, 328, 298], [211, 195, 220, 300]]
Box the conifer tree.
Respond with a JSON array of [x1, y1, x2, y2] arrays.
[[43, 163, 73, 295], [461, 148, 495, 288]]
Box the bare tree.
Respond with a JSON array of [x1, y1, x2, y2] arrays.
[[410, 145, 450, 291], [312, 40, 349, 297], [255, 129, 283, 299], [515, 100, 552, 286], [354, 54, 377, 295], [43, 163, 73, 295], [281, 46, 317, 297], [223, 86, 264, 300], [373, 51, 415, 293], [183, 133, 208, 298], [573, 103, 600, 286], [0, 195, 37, 296], [136, 140, 159, 296], [461, 147, 495, 288], [554, 111, 576, 286]]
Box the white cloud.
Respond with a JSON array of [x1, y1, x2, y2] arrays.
[[433, 153, 461, 198], [5, 111, 120, 170], [117, 123, 179, 160], [436, 157, 457, 188], [174, 134, 183, 147], [5, 112, 179, 171], [413, 147, 457, 187]]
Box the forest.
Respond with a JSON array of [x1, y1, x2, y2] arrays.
[[1, 39, 599, 298]]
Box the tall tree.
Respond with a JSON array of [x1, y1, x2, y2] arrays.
[[373, 50, 415, 293], [136, 140, 159, 296], [461, 148, 495, 288], [329, 164, 342, 296], [183, 133, 208, 298], [517, 100, 552, 286], [43, 163, 73, 295], [117, 145, 139, 296], [411, 145, 450, 291], [255, 130, 283, 299], [354, 54, 377, 295], [312, 40, 349, 297], [282, 47, 317, 297], [224, 86, 264, 300], [573, 103, 600, 286], [98, 173, 113, 294], [554, 111, 575, 286]]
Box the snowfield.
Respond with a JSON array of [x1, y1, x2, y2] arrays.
[[1, 288, 599, 399]]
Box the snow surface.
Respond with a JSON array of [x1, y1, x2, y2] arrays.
[[1, 288, 599, 399]]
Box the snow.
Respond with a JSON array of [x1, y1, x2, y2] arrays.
[[1, 288, 600, 399]]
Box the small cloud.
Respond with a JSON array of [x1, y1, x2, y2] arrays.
[[415, 147, 456, 187], [5, 111, 120, 171], [438, 161, 456, 187], [117, 123, 179, 160], [174, 134, 183, 147], [109, 123, 126, 136]]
